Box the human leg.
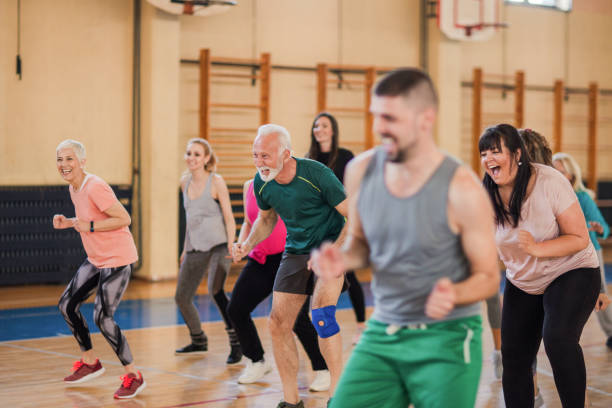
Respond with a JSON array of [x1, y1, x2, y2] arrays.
[[405, 316, 483, 408], [312, 275, 344, 396], [486, 292, 503, 379], [501, 279, 544, 408], [542, 267, 600, 407], [94, 265, 134, 369], [227, 255, 278, 362], [174, 251, 208, 350], [58, 260, 104, 382], [206, 244, 242, 363], [94, 264, 146, 398], [269, 291, 308, 404]]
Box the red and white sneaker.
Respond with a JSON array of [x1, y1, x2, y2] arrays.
[[63, 359, 105, 384], [114, 371, 146, 399]]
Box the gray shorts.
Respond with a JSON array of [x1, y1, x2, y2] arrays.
[[273, 252, 315, 295]]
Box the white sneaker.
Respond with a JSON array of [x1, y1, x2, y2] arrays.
[[491, 350, 502, 380], [238, 358, 272, 384], [309, 369, 331, 392]]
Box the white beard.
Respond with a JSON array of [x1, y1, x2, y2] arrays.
[[257, 166, 281, 182]]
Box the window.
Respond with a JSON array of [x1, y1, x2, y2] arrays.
[[505, 0, 572, 12]]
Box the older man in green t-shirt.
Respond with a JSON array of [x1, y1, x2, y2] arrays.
[[232, 124, 348, 408]]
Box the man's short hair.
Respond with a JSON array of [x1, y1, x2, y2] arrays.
[[374, 68, 438, 108], [257, 124, 292, 152]]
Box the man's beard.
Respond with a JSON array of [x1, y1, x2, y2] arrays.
[[257, 163, 282, 182]]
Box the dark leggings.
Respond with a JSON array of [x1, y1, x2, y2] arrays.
[[227, 254, 327, 370], [345, 271, 366, 323], [501, 267, 600, 408], [58, 260, 133, 366]]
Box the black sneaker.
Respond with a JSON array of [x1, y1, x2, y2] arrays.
[[276, 401, 304, 408], [226, 344, 243, 364], [175, 343, 207, 355], [606, 336, 612, 350]]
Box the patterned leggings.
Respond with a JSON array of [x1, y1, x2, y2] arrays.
[[58, 259, 133, 366]]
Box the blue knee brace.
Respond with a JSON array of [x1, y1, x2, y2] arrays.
[[311, 306, 340, 338]]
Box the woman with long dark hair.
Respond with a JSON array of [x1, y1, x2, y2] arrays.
[[306, 112, 367, 343], [479, 124, 601, 408]]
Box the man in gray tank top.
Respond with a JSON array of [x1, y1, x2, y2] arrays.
[[311, 68, 500, 408]]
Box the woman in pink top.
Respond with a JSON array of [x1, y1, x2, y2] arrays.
[[479, 124, 600, 408], [227, 179, 329, 389], [53, 140, 144, 399]]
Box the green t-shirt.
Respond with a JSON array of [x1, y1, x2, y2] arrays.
[[253, 157, 346, 254]]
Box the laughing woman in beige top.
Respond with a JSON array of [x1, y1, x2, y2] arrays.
[[479, 124, 602, 408]]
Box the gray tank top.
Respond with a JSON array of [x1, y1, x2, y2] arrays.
[[183, 174, 228, 252], [358, 148, 481, 325]]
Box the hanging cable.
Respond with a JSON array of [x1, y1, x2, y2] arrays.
[[16, 0, 22, 80]]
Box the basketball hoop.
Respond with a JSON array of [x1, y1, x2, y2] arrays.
[[461, 22, 509, 37], [437, 0, 508, 42], [147, 0, 238, 17]]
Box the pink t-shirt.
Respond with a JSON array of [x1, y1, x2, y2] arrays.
[[69, 174, 139, 268], [246, 181, 286, 264], [495, 163, 598, 294]]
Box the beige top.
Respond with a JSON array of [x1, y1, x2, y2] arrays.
[[495, 163, 598, 294]]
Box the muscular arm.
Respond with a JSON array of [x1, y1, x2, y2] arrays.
[[448, 167, 500, 305], [339, 152, 373, 271], [332, 199, 349, 248], [309, 152, 373, 280], [242, 207, 278, 253]]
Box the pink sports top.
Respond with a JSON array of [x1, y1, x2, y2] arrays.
[[246, 180, 286, 264]]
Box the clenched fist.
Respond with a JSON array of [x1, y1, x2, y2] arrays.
[[425, 278, 456, 320]]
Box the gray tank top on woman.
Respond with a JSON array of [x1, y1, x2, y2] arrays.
[[358, 148, 481, 325], [183, 174, 228, 252]]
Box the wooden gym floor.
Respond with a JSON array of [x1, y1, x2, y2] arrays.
[[0, 269, 610, 408]]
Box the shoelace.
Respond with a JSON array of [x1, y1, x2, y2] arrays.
[[71, 360, 85, 372], [119, 374, 136, 389]]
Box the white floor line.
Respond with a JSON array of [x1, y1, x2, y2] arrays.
[[537, 367, 612, 397]]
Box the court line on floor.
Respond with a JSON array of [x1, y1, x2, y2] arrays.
[[159, 386, 317, 408], [536, 367, 612, 397], [0, 342, 271, 389]]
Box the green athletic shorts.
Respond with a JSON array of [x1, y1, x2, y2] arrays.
[[330, 315, 483, 408]]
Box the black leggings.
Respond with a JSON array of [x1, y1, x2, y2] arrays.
[[58, 260, 133, 366], [501, 267, 600, 408], [227, 254, 327, 370], [345, 271, 366, 323]]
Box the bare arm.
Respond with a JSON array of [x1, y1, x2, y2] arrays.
[[426, 166, 500, 319], [70, 201, 132, 233], [450, 167, 500, 304], [331, 199, 349, 248], [179, 176, 188, 263], [237, 180, 253, 244], [310, 151, 374, 280], [212, 174, 236, 249], [518, 201, 590, 258], [232, 206, 278, 261], [339, 153, 373, 270]]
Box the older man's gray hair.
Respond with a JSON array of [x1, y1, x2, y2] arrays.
[[257, 124, 292, 153]]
